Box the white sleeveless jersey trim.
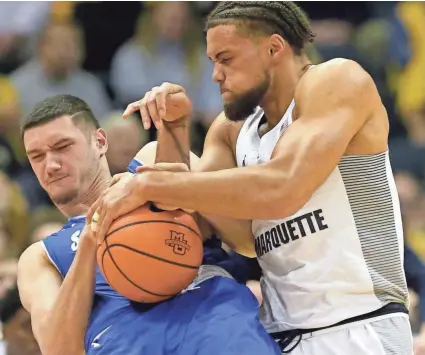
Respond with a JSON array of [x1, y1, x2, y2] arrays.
[[235, 103, 407, 332], [41, 240, 64, 278]]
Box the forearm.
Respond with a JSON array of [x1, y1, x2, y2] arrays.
[[143, 165, 298, 220], [39, 237, 96, 355], [200, 212, 255, 256], [156, 118, 191, 167]]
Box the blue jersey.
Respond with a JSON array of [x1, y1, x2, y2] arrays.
[[41, 159, 280, 355]]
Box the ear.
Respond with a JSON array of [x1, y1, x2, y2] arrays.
[[95, 128, 108, 156], [269, 34, 286, 59]]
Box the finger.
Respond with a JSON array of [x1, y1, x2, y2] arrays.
[[153, 162, 189, 172], [110, 173, 125, 187], [94, 200, 108, 244], [123, 101, 142, 118], [139, 93, 152, 130], [153, 203, 179, 211], [135, 165, 155, 173], [153, 203, 195, 214], [87, 197, 102, 227], [146, 87, 162, 129], [161, 82, 185, 95], [155, 87, 167, 120], [136, 163, 189, 173], [97, 210, 114, 246]]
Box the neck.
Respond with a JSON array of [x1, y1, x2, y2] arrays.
[[56, 170, 112, 218], [40, 58, 69, 81], [261, 54, 311, 128]]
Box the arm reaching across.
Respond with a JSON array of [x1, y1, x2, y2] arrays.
[[18, 225, 97, 355], [134, 60, 387, 220], [91, 84, 255, 256]]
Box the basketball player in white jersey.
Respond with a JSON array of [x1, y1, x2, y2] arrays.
[[91, 2, 413, 354]]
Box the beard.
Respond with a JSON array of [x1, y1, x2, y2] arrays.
[[223, 72, 270, 122]]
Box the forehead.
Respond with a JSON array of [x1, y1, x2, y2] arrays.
[[23, 116, 85, 149], [206, 24, 257, 58]]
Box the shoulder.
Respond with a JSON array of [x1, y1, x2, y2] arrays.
[[18, 242, 48, 273], [295, 58, 381, 116], [112, 40, 148, 67], [208, 111, 245, 147], [74, 69, 104, 88], [43, 219, 83, 250], [10, 60, 39, 87]]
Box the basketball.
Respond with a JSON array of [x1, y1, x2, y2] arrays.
[[96, 204, 203, 303]]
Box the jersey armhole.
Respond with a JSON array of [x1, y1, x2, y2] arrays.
[[41, 240, 64, 279]]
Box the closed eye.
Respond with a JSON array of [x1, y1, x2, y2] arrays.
[[30, 154, 44, 161], [55, 144, 72, 151]]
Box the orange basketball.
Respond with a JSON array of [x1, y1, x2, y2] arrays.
[[97, 204, 203, 303]]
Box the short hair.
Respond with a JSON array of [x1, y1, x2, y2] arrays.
[[0, 285, 21, 324], [21, 94, 100, 138], [205, 1, 315, 55]]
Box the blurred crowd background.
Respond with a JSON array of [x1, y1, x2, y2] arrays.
[[1, 1, 425, 354]]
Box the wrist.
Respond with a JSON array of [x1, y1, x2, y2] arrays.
[[135, 171, 154, 202], [163, 115, 189, 128], [78, 231, 97, 256]]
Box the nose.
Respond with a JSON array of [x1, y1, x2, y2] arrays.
[[212, 63, 225, 83], [45, 153, 61, 175]]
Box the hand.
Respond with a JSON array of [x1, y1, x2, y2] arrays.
[[123, 82, 192, 130], [415, 335, 425, 355], [136, 162, 194, 213], [79, 223, 98, 246], [110, 172, 133, 187], [87, 174, 147, 244]]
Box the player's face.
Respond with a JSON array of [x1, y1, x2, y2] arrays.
[[24, 116, 104, 206], [206, 24, 272, 121]]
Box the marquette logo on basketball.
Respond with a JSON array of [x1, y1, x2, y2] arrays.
[[165, 230, 191, 255]]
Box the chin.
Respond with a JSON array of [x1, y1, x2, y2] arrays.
[[49, 188, 79, 205]]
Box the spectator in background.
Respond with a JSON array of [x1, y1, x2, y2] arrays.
[[103, 111, 149, 176], [0, 286, 40, 355], [11, 21, 112, 120], [110, 2, 222, 128], [0, 171, 28, 259], [395, 172, 425, 258], [404, 244, 425, 355], [29, 206, 66, 243], [0, 75, 25, 177], [391, 2, 425, 145], [0, 2, 51, 74]]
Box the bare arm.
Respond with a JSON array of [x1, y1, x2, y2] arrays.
[[193, 114, 255, 256], [18, 227, 97, 355], [133, 116, 255, 257], [141, 60, 382, 220]]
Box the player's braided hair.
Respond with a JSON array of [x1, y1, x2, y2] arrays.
[[206, 1, 315, 55]]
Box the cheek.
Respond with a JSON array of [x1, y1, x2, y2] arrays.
[[30, 162, 45, 183]]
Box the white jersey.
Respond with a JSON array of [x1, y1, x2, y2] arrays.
[[235, 101, 408, 333]]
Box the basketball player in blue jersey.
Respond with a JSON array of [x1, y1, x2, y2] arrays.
[[16, 94, 280, 355], [92, 2, 413, 354]]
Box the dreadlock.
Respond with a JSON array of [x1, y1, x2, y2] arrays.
[[205, 1, 315, 55]]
